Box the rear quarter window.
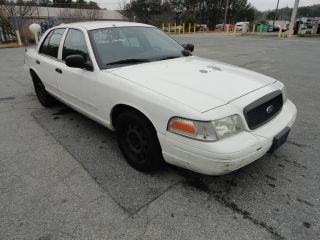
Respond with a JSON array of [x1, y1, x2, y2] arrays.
[[39, 31, 53, 55]]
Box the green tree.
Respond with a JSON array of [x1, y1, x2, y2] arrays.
[[122, 0, 255, 29]]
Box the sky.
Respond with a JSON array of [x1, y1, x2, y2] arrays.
[[97, 0, 320, 10]]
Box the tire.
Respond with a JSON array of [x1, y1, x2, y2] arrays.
[[31, 72, 56, 107], [116, 110, 163, 172]]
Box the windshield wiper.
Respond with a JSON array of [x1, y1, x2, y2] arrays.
[[158, 56, 181, 61], [106, 58, 149, 66]]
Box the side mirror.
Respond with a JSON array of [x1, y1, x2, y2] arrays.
[[65, 54, 93, 71], [182, 43, 194, 52]]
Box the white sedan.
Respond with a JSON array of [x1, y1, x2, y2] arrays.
[[24, 21, 297, 175]]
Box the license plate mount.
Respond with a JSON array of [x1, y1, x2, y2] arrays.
[[268, 127, 290, 154]]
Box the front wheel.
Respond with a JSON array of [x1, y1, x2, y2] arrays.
[[116, 110, 163, 172]]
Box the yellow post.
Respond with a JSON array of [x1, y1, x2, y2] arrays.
[[183, 24, 185, 34], [16, 30, 22, 46], [162, 23, 165, 32], [174, 23, 177, 34], [194, 24, 196, 33], [178, 25, 181, 34], [226, 24, 229, 33], [33, 32, 39, 45], [252, 24, 256, 33], [278, 26, 283, 38], [168, 23, 171, 33], [188, 23, 191, 33]]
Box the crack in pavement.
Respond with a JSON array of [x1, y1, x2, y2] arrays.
[[209, 176, 285, 240], [287, 140, 311, 148], [214, 195, 284, 240], [129, 181, 182, 216], [179, 173, 285, 240], [0, 97, 16, 102]]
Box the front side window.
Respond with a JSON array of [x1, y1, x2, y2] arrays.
[[45, 28, 65, 58], [62, 29, 88, 61]]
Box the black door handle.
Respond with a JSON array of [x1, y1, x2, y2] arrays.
[[36, 60, 40, 64], [55, 68, 62, 74]]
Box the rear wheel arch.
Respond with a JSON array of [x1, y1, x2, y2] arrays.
[[30, 68, 56, 107], [29, 68, 40, 83]]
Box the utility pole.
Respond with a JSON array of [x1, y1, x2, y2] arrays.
[[289, 0, 299, 37], [46, 0, 50, 19], [223, 0, 229, 30], [273, 0, 280, 26]]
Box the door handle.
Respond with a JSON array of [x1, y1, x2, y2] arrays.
[[55, 68, 62, 74], [36, 60, 40, 64]]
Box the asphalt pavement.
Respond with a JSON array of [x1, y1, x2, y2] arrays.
[[0, 33, 319, 240]]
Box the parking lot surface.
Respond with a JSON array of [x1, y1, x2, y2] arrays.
[[1, 34, 319, 240]]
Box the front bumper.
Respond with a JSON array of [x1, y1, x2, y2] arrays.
[[158, 100, 297, 175]]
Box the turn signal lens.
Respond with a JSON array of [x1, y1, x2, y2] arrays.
[[169, 119, 196, 136], [168, 117, 217, 141]]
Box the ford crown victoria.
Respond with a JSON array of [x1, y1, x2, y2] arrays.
[[24, 21, 297, 175]]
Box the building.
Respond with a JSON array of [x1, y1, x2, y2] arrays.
[[0, 6, 127, 42], [32, 6, 126, 22]]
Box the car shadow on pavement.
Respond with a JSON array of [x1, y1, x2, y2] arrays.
[[31, 103, 316, 240]]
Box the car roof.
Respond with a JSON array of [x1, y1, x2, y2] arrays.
[[59, 21, 154, 30]]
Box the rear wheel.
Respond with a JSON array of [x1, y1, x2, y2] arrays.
[[31, 72, 56, 107], [116, 110, 163, 172]]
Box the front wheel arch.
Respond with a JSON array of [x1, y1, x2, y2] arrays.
[[111, 104, 156, 132]]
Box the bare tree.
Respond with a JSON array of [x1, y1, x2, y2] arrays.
[[83, 8, 103, 19], [58, 7, 102, 22], [0, 0, 37, 38]]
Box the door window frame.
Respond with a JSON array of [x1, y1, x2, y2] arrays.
[[59, 27, 95, 71], [38, 28, 66, 62]]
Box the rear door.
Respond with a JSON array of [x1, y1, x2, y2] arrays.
[[36, 28, 66, 92]]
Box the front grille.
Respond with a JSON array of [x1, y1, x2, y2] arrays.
[[244, 90, 283, 130]]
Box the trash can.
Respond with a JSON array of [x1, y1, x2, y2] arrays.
[[256, 23, 269, 32]]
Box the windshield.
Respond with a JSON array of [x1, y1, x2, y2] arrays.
[[89, 27, 187, 69]]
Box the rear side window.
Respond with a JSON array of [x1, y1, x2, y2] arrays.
[[47, 29, 65, 58], [62, 29, 88, 61], [40, 28, 65, 58]]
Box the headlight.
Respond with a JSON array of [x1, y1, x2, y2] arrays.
[[282, 85, 288, 102], [212, 115, 244, 139], [167, 114, 244, 141]]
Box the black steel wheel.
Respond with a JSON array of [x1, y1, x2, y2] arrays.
[[31, 72, 56, 107], [116, 110, 163, 172]]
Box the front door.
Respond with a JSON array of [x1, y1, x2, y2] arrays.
[[57, 28, 98, 115]]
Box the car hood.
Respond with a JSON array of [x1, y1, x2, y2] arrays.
[[108, 56, 276, 112]]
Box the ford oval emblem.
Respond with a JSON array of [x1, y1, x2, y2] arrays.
[[266, 105, 274, 114]]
